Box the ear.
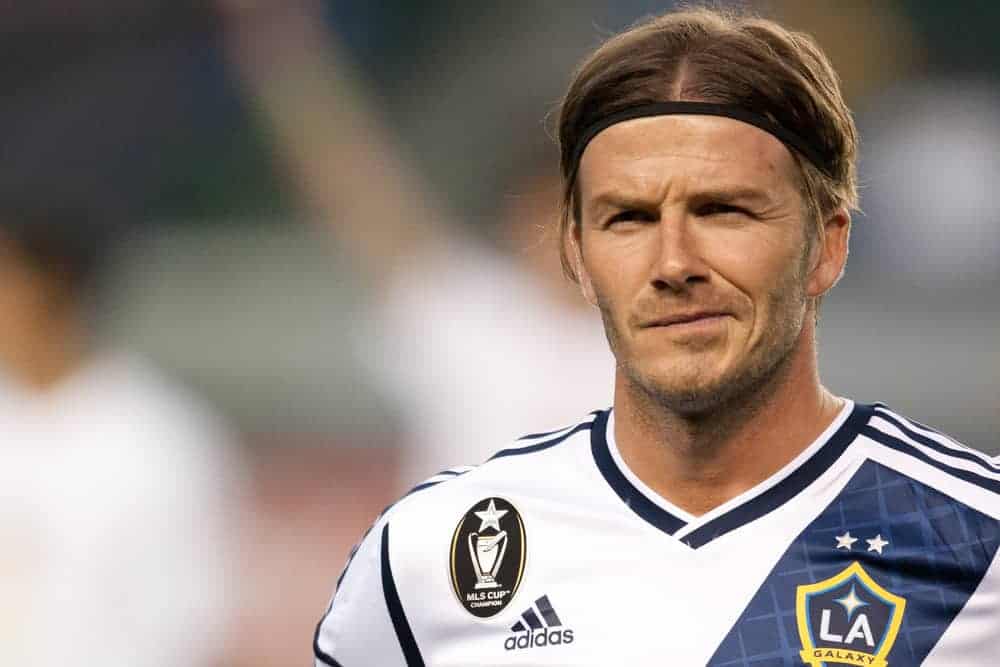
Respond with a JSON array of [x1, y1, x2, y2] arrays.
[[568, 220, 599, 307], [806, 207, 851, 298]]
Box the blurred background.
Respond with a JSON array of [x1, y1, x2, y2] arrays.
[[1, 1, 996, 665]]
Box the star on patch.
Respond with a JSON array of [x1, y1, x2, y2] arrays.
[[835, 532, 858, 550], [834, 585, 869, 620], [474, 499, 508, 532], [866, 534, 889, 555]]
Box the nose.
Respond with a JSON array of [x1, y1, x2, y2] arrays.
[[650, 210, 709, 292]]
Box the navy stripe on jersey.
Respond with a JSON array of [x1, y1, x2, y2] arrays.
[[873, 408, 1000, 474], [313, 468, 469, 665], [330, 471, 463, 602], [516, 411, 602, 441], [313, 637, 344, 667], [381, 524, 424, 667], [895, 408, 973, 442], [407, 473, 462, 495], [862, 426, 1000, 494], [489, 418, 594, 461], [876, 404, 998, 468], [683, 403, 875, 548], [591, 404, 876, 548], [590, 409, 688, 535]]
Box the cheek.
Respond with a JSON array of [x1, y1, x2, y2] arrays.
[[707, 229, 803, 305], [747, 255, 811, 345], [580, 233, 652, 301]]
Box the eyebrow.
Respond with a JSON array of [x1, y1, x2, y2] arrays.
[[691, 187, 775, 206], [588, 186, 776, 213]]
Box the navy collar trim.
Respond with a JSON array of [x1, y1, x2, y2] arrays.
[[590, 409, 688, 535], [590, 402, 875, 549]]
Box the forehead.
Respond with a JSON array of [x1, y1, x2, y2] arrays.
[[577, 114, 800, 200]]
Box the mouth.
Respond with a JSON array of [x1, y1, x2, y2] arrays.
[[642, 311, 732, 329]]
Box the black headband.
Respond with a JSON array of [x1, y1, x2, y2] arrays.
[[570, 101, 832, 178]]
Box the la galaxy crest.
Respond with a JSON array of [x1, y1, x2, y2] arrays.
[[796, 562, 906, 667], [450, 497, 526, 617]]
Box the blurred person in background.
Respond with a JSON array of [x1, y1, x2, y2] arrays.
[[0, 193, 241, 666], [222, 0, 614, 489]]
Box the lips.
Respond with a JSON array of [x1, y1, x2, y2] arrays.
[[642, 311, 731, 327]]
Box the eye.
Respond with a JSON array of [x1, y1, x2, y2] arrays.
[[604, 209, 656, 228], [695, 202, 751, 218]]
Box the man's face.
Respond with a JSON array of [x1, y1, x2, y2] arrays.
[[573, 115, 834, 414]]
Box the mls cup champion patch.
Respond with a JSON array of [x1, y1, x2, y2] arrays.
[[450, 497, 526, 618], [796, 562, 906, 666]]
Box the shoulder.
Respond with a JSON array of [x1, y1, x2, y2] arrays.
[[857, 403, 1000, 518], [314, 411, 603, 665], [386, 410, 602, 522], [336, 409, 602, 578]]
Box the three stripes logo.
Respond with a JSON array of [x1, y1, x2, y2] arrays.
[[504, 595, 574, 651]]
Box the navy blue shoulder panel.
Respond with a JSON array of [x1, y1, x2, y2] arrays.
[[708, 459, 999, 665]]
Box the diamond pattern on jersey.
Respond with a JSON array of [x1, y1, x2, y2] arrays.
[[708, 461, 999, 666]]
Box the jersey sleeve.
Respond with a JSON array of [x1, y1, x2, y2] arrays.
[[313, 519, 408, 667]]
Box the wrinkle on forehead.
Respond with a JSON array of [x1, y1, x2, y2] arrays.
[[578, 114, 799, 209]]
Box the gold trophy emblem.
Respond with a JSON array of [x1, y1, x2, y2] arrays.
[[468, 499, 510, 589], [469, 530, 508, 589]]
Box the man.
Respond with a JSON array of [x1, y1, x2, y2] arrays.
[[0, 195, 240, 666], [314, 8, 999, 666]]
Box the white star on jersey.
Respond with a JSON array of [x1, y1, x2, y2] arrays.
[[474, 499, 508, 532], [835, 532, 858, 550], [867, 534, 890, 554], [835, 586, 869, 619]]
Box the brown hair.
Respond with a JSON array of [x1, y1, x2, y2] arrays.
[[556, 6, 858, 281]]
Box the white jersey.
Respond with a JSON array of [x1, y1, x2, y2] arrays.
[[314, 400, 1000, 666]]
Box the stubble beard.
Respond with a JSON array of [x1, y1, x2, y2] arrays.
[[597, 260, 811, 420]]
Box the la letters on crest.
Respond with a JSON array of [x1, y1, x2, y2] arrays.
[[796, 562, 906, 667]]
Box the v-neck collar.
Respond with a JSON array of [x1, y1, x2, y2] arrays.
[[590, 400, 874, 549]]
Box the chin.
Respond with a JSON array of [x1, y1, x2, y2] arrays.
[[643, 378, 738, 416], [626, 349, 781, 417], [626, 361, 736, 415]]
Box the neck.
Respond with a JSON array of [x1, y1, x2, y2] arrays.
[[612, 328, 843, 516]]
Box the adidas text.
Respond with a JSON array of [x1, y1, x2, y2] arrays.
[[504, 628, 574, 651]]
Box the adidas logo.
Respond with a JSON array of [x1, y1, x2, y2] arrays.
[[504, 595, 575, 651]]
